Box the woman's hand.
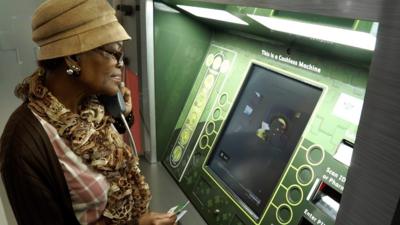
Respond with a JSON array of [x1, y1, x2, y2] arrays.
[[138, 212, 177, 225], [120, 85, 132, 117]]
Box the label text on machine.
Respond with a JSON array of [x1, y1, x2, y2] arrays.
[[304, 208, 327, 225], [322, 167, 346, 192], [261, 50, 321, 74]]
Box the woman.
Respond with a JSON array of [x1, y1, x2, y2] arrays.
[[0, 0, 176, 225]]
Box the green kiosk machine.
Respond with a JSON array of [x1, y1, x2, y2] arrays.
[[152, 1, 377, 224]]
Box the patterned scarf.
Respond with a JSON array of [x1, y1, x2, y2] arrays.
[[21, 69, 151, 225]]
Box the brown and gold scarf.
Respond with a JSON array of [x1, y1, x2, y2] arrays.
[[18, 69, 151, 225]]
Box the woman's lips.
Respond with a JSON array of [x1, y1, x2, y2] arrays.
[[110, 74, 122, 82]]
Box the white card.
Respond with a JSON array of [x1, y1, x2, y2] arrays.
[[176, 210, 188, 222], [168, 201, 190, 222], [332, 93, 364, 125]]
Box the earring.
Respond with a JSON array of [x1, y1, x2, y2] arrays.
[[66, 68, 74, 75], [66, 65, 81, 76]]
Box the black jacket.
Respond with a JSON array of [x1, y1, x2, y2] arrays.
[[0, 103, 80, 225]]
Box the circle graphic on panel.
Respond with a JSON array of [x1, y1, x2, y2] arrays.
[[306, 145, 325, 166], [205, 54, 215, 67], [170, 146, 183, 167], [218, 93, 228, 106], [199, 135, 209, 149], [187, 111, 199, 127], [179, 128, 191, 146], [213, 108, 222, 120], [204, 74, 215, 90], [200, 86, 209, 96], [206, 122, 215, 135], [286, 185, 303, 206], [276, 204, 293, 225], [220, 60, 230, 73], [296, 165, 314, 186], [195, 93, 207, 109], [211, 54, 224, 71]]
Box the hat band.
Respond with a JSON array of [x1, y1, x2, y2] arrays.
[[36, 13, 117, 46], [37, 22, 131, 60]]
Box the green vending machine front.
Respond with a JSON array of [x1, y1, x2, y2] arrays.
[[155, 1, 376, 225]]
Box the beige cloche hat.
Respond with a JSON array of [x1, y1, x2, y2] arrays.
[[32, 0, 131, 60]]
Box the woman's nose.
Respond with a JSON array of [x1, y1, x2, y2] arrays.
[[116, 59, 124, 68]]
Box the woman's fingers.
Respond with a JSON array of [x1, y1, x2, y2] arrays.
[[156, 218, 174, 225], [120, 86, 132, 116], [138, 212, 177, 225], [154, 214, 176, 225]]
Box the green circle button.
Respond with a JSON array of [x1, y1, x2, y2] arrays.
[[206, 122, 215, 135], [179, 128, 191, 146], [219, 93, 228, 106], [213, 108, 221, 120], [187, 112, 198, 127], [276, 204, 293, 225], [211, 55, 223, 71], [171, 146, 183, 164], [199, 135, 209, 149], [307, 145, 324, 165], [194, 93, 207, 108], [297, 165, 314, 186], [287, 185, 303, 206]]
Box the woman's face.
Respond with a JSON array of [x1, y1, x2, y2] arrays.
[[77, 41, 124, 96]]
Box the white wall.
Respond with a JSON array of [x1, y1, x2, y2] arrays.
[[0, 49, 22, 225], [0, 1, 44, 224]]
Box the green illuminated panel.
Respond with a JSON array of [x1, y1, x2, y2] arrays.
[[162, 31, 369, 225]]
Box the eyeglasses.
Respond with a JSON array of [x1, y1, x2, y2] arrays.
[[95, 47, 124, 65]]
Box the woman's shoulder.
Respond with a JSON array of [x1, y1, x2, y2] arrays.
[[2, 103, 38, 137], [0, 103, 49, 160]]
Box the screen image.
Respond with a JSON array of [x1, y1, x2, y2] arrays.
[[207, 65, 322, 220]]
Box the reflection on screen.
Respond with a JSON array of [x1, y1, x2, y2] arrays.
[[207, 65, 322, 220]]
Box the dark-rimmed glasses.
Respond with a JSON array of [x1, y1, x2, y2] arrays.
[[95, 47, 124, 65]]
